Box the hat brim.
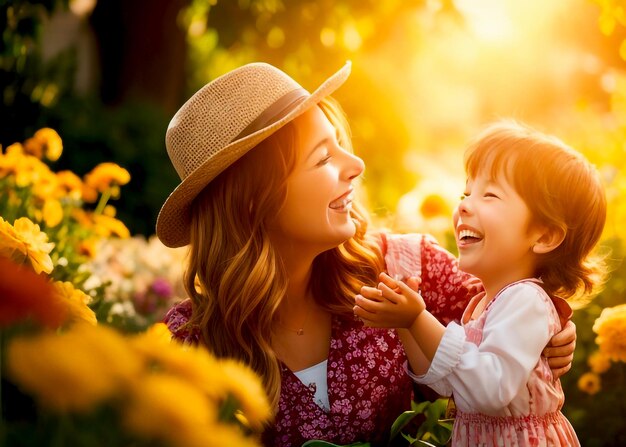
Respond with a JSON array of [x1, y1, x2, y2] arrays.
[[156, 61, 352, 248]]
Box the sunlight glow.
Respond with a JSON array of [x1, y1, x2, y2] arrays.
[[454, 0, 515, 42]]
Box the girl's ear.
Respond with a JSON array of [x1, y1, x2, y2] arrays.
[[532, 225, 566, 254]]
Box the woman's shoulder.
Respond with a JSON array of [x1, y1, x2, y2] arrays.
[[377, 231, 455, 277], [378, 232, 427, 279]]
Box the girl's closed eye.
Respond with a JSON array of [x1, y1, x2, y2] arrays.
[[484, 191, 500, 199]]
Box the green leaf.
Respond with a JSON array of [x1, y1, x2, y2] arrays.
[[389, 409, 419, 441]]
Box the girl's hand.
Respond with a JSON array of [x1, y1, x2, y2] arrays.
[[353, 272, 425, 329], [542, 320, 577, 379]]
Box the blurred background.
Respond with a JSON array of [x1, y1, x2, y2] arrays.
[[2, 0, 626, 444]]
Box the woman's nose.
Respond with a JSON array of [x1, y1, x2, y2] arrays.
[[343, 151, 365, 181]]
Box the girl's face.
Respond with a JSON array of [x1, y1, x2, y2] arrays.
[[270, 105, 364, 254], [453, 170, 543, 292]]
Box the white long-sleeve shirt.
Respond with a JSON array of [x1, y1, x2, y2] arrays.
[[410, 280, 564, 417]]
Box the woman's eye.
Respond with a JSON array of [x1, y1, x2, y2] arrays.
[[316, 155, 332, 166]]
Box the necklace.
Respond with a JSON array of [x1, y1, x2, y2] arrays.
[[277, 306, 311, 336], [278, 317, 307, 336]]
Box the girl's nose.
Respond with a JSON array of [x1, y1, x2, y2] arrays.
[[458, 196, 472, 215]]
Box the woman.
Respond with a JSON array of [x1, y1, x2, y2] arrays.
[[157, 62, 576, 446]]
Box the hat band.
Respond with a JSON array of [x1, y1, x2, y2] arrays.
[[233, 88, 309, 142]]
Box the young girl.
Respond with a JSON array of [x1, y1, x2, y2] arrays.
[[354, 121, 607, 446]]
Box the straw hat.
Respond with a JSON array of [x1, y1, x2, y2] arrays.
[[156, 61, 352, 248]]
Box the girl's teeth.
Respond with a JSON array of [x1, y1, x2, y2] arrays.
[[459, 229, 482, 240]]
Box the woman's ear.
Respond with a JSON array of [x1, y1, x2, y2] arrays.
[[532, 225, 566, 254]]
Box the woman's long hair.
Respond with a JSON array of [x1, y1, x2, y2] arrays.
[[185, 97, 384, 411]]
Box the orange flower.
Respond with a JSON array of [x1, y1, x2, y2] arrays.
[[587, 350, 612, 374], [0, 257, 67, 328], [420, 194, 450, 219], [93, 214, 130, 238], [84, 162, 130, 193], [52, 281, 97, 325], [23, 128, 63, 161], [55, 170, 84, 201], [577, 372, 601, 395]]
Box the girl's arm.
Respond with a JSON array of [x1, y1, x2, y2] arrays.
[[423, 284, 553, 413], [418, 234, 576, 377], [355, 273, 445, 374]]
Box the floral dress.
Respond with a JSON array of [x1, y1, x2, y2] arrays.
[[164, 233, 473, 447], [410, 279, 579, 447]]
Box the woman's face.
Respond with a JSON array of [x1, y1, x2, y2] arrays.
[[270, 105, 364, 254]]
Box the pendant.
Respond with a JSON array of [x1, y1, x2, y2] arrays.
[[296, 328, 304, 336]]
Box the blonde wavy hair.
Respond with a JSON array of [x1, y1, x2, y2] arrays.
[[185, 97, 384, 411], [464, 120, 607, 302]]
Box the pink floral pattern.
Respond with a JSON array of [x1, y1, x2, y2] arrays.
[[263, 315, 413, 446], [163, 233, 473, 446]]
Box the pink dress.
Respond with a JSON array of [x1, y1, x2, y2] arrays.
[[410, 279, 579, 447], [164, 233, 473, 446]]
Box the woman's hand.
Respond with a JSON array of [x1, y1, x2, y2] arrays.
[[543, 320, 577, 379], [354, 272, 425, 328]]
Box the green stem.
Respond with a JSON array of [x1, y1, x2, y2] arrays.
[[94, 188, 111, 215]]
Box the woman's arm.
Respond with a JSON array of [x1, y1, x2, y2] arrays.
[[543, 320, 576, 379]]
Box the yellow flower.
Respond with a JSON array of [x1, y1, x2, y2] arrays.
[[204, 425, 262, 447], [52, 281, 97, 325], [0, 217, 54, 274], [84, 162, 130, 192], [7, 324, 142, 412], [35, 128, 63, 161], [587, 350, 612, 374], [71, 208, 94, 228], [81, 183, 99, 203], [129, 329, 269, 430], [23, 137, 44, 159], [0, 216, 28, 262], [43, 199, 64, 228], [55, 170, 84, 201], [129, 329, 221, 391], [30, 166, 59, 200], [78, 237, 99, 259], [0, 142, 51, 188], [145, 322, 173, 344], [214, 358, 272, 430], [22, 129, 63, 161], [93, 214, 130, 238], [577, 372, 601, 395], [69, 210, 130, 238], [420, 193, 450, 219], [0, 143, 25, 176], [593, 304, 626, 362], [103, 204, 117, 216], [123, 374, 217, 447]]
